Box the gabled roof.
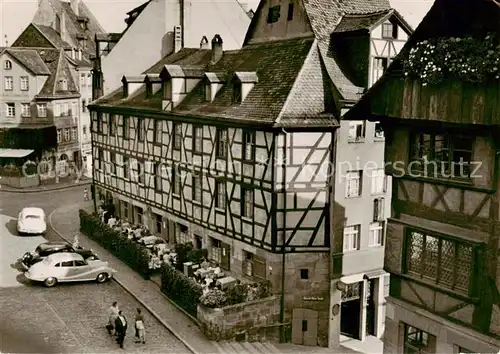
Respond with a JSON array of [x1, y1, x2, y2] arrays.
[[345, 0, 500, 124], [91, 37, 338, 128], [2, 48, 51, 75], [333, 9, 391, 33]]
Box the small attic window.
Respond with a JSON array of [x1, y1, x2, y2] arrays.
[[382, 21, 398, 39], [59, 79, 68, 91], [267, 5, 280, 23], [4, 60, 12, 70], [232, 82, 242, 104]]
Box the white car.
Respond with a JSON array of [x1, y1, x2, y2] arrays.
[[24, 252, 116, 287], [17, 207, 47, 235]]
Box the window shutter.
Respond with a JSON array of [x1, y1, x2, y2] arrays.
[[378, 197, 385, 220], [253, 255, 266, 280]]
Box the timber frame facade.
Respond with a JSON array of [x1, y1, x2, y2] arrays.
[[345, 0, 500, 352], [89, 29, 338, 346]]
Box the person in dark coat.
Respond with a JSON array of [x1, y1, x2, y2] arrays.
[[114, 310, 128, 349]]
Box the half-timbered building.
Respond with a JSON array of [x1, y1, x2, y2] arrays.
[[89, 12, 338, 349], [345, 0, 500, 352]]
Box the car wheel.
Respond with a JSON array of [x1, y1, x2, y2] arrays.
[[44, 277, 57, 287], [96, 273, 108, 283]]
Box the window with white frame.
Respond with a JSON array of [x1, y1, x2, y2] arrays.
[[345, 170, 362, 198], [82, 99, 87, 113], [371, 169, 386, 194], [373, 57, 389, 83], [87, 73, 92, 87], [4, 60, 12, 70], [21, 103, 30, 117], [72, 102, 77, 116], [374, 121, 384, 139], [243, 251, 254, 276], [369, 221, 384, 247], [71, 127, 77, 140], [5, 103, 15, 117], [122, 116, 129, 138], [109, 152, 116, 174], [210, 237, 222, 263], [109, 114, 115, 135], [123, 156, 129, 179], [172, 165, 181, 195], [137, 159, 145, 184], [153, 162, 162, 191], [57, 129, 62, 143], [348, 121, 365, 141], [137, 118, 145, 141], [82, 125, 87, 137], [382, 21, 397, 39], [175, 223, 190, 244], [20, 76, 29, 91], [343, 225, 360, 251], [54, 104, 61, 117], [154, 213, 162, 234], [135, 206, 143, 224], [80, 73, 86, 88], [64, 128, 70, 141], [98, 149, 104, 170], [154, 120, 162, 144], [4, 76, 13, 90], [242, 187, 254, 218], [37, 103, 47, 117], [215, 180, 226, 209]]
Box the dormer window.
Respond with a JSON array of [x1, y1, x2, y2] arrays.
[[204, 72, 226, 102], [382, 21, 397, 39], [146, 83, 152, 97], [232, 83, 242, 104], [4, 60, 12, 70], [267, 5, 280, 23], [205, 83, 211, 102]]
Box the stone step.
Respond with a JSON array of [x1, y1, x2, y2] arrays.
[[213, 341, 282, 354]]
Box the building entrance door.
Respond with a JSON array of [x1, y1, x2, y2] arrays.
[[366, 279, 376, 336], [291, 308, 318, 346], [340, 282, 361, 339]]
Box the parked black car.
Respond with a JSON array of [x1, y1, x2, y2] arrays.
[[21, 242, 98, 269]]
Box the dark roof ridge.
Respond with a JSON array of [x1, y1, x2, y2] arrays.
[[342, 9, 391, 17]]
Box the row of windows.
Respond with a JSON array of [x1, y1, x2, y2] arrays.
[[343, 222, 384, 251], [80, 73, 92, 88], [57, 127, 78, 143], [403, 324, 473, 354], [54, 102, 77, 117], [345, 169, 386, 197], [4, 102, 47, 118], [267, 3, 294, 24], [97, 152, 255, 218], [4, 76, 29, 91], [98, 115, 256, 160]]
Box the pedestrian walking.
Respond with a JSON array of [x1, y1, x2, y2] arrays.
[[115, 310, 128, 349], [134, 308, 145, 344], [84, 188, 89, 201], [106, 301, 119, 336]]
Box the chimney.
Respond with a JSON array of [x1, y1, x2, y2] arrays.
[[211, 34, 223, 64], [174, 25, 182, 53], [200, 36, 209, 49]]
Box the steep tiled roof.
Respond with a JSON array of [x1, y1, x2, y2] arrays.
[[333, 10, 391, 33], [92, 37, 338, 128], [35, 48, 79, 97], [33, 24, 72, 48], [4, 49, 51, 75]]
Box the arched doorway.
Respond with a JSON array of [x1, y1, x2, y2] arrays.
[[58, 154, 69, 176]]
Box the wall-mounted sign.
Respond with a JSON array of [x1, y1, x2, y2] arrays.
[[303, 296, 324, 301]]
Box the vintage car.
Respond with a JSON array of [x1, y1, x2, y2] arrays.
[[138, 235, 166, 248], [17, 207, 47, 235], [21, 241, 98, 270], [24, 252, 115, 287]]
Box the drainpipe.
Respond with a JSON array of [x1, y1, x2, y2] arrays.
[[280, 128, 287, 342]]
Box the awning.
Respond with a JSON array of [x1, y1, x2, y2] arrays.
[[0, 149, 34, 158], [340, 273, 364, 284], [364, 269, 387, 279]]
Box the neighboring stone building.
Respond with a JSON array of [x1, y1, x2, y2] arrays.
[[92, 0, 252, 98], [345, 0, 500, 352], [12, 0, 106, 175], [0, 47, 80, 182]]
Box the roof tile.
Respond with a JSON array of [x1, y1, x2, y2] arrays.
[[5, 49, 51, 75]]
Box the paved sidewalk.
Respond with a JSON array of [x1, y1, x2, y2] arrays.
[[0, 178, 91, 193], [49, 202, 368, 354]]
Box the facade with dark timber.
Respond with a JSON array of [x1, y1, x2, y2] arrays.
[[345, 0, 500, 352], [89, 31, 338, 350]]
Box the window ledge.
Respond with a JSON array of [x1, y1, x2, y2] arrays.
[[374, 137, 385, 142], [345, 195, 362, 199]]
